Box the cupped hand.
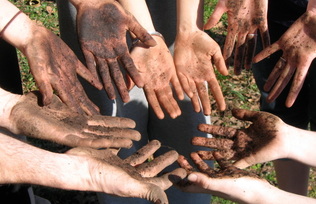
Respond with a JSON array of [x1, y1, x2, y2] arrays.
[[23, 25, 102, 115], [8, 91, 141, 149], [130, 36, 183, 119], [174, 29, 228, 115], [204, 0, 270, 74], [67, 140, 187, 203], [191, 109, 289, 168], [75, 1, 156, 102], [253, 11, 316, 107]]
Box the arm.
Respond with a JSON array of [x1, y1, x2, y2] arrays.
[[174, 0, 228, 115], [118, 0, 183, 119], [0, 87, 140, 149], [0, 134, 186, 203], [253, 0, 316, 107], [204, 0, 269, 74], [0, 0, 102, 115], [192, 109, 316, 169]]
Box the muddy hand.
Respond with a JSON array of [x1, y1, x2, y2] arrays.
[[174, 30, 228, 115], [67, 140, 186, 203], [131, 36, 183, 119], [75, 1, 156, 102], [204, 0, 270, 74], [23, 26, 102, 115], [192, 109, 288, 168], [8, 91, 141, 149], [253, 11, 316, 107]]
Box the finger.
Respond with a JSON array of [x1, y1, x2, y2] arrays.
[[233, 34, 247, 75], [97, 58, 116, 100], [231, 108, 260, 122], [84, 127, 141, 141], [196, 150, 235, 161], [192, 136, 234, 149], [177, 72, 193, 98], [244, 33, 257, 70], [198, 123, 238, 138], [124, 140, 161, 166], [177, 155, 195, 173], [147, 168, 187, 190], [263, 57, 287, 92], [136, 150, 179, 177], [33, 75, 54, 106], [156, 88, 181, 119], [76, 59, 103, 90], [190, 91, 201, 113], [120, 54, 144, 88], [128, 15, 157, 47], [259, 28, 271, 49], [190, 152, 216, 176], [144, 86, 165, 119], [170, 73, 184, 100], [82, 49, 99, 81], [285, 62, 310, 107], [87, 115, 137, 128], [204, 1, 227, 30], [266, 63, 296, 103], [223, 30, 237, 62], [196, 82, 211, 115], [65, 134, 133, 149], [207, 78, 226, 111], [213, 151, 231, 169], [107, 58, 130, 103], [212, 47, 228, 76], [253, 43, 280, 63]]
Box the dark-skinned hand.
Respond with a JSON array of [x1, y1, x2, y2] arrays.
[[204, 0, 270, 74], [22, 25, 102, 115], [191, 109, 289, 169], [74, 1, 156, 102], [66, 140, 187, 204], [174, 29, 228, 115], [130, 36, 183, 119], [253, 11, 316, 107], [8, 91, 141, 149]]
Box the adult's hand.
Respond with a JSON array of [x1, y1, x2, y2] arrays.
[[67, 140, 187, 203], [204, 0, 270, 74], [73, 0, 156, 102], [253, 11, 316, 107], [174, 29, 228, 115], [7, 91, 140, 149], [130, 36, 183, 119], [191, 109, 290, 169]]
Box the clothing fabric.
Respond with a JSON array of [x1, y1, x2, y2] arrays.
[[56, 0, 212, 203]]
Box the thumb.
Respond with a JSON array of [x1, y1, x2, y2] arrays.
[[204, 1, 227, 30]]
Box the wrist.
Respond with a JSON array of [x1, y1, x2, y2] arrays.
[[69, 0, 115, 8]]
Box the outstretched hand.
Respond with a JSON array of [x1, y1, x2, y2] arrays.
[[174, 29, 228, 115], [75, 1, 156, 102], [67, 140, 187, 203], [253, 11, 316, 107], [130, 36, 183, 119], [191, 109, 289, 169], [23, 25, 102, 115], [8, 91, 141, 149], [204, 0, 270, 74]]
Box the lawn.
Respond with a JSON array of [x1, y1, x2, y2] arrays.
[[8, 0, 316, 203]]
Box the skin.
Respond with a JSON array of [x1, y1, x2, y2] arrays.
[[71, 0, 157, 103], [0, 134, 187, 204], [0, 0, 102, 115], [1, 90, 141, 149], [253, 10, 316, 107], [204, 0, 270, 74], [175, 0, 228, 115]]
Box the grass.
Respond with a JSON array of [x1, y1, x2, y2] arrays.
[[8, 0, 316, 203]]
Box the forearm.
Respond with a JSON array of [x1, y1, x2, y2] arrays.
[[117, 0, 155, 31], [68, 0, 114, 8], [0, 132, 93, 191], [176, 0, 204, 32]]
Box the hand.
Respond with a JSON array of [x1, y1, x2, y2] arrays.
[[22, 25, 102, 115], [174, 29, 228, 115], [204, 0, 270, 74], [8, 91, 141, 149], [191, 109, 289, 168], [75, 1, 156, 102], [253, 11, 316, 107], [130, 36, 183, 119], [67, 140, 187, 203], [175, 152, 269, 204]]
